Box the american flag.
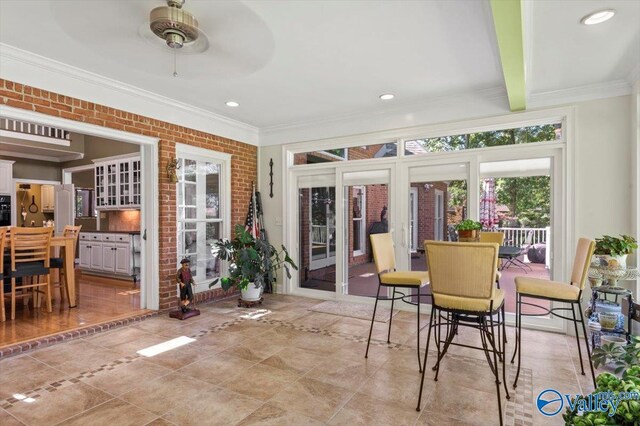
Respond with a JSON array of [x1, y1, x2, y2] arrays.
[[245, 184, 260, 238]]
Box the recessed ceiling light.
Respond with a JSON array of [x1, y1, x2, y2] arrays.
[[580, 9, 615, 25], [226, 101, 239, 107], [379, 94, 395, 100]]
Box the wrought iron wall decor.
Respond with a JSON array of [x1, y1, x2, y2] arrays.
[[269, 158, 274, 198]]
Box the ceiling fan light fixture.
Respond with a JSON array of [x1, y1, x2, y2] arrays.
[[150, 0, 199, 48]]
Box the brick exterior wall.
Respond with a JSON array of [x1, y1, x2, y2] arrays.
[[0, 79, 257, 310], [411, 182, 449, 245]]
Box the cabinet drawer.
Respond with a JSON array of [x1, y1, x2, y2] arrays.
[[90, 234, 103, 241], [114, 234, 131, 243], [80, 233, 90, 240], [102, 234, 117, 242]]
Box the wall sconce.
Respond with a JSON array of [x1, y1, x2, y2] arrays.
[[167, 157, 180, 183], [424, 183, 433, 192]]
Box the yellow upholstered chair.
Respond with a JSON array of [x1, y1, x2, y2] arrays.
[[479, 231, 505, 245], [512, 238, 596, 388], [417, 241, 508, 425], [366, 233, 430, 371]]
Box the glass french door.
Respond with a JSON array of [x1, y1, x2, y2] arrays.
[[295, 172, 337, 294], [341, 168, 392, 298]]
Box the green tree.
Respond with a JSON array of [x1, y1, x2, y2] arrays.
[[495, 176, 550, 228]]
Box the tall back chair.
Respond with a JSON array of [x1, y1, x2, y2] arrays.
[[4, 227, 53, 321], [479, 231, 505, 245], [512, 238, 596, 388], [51, 225, 82, 304], [417, 241, 508, 425], [0, 227, 7, 322], [366, 233, 430, 371]]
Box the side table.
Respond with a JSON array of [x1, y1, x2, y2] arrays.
[[587, 265, 637, 346]]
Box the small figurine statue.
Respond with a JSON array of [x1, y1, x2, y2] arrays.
[[176, 258, 195, 313]]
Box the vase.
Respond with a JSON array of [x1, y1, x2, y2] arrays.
[[241, 283, 262, 301], [597, 254, 628, 269]]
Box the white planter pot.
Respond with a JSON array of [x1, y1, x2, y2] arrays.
[[241, 283, 262, 302], [597, 254, 628, 269]]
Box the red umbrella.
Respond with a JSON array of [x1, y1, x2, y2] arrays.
[[480, 178, 498, 230]]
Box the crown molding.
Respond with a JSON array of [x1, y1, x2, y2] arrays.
[[0, 43, 259, 145], [527, 80, 633, 109]]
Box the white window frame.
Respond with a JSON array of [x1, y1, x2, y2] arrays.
[[409, 187, 418, 252], [352, 185, 366, 256], [434, 189, 444, 241], [175, 143, 231, 292], [309, 186, 337, 270]]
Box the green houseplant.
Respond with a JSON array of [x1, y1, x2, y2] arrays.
[[209, 224, 298, 301], [455, 219, 482, 240], [594, 235, 637, 268]]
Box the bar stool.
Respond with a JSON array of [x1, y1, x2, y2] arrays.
[[416, 241, 509, 425], [366, 233, 430, 371]]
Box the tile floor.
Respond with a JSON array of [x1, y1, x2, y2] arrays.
[[0, 294, 594, 425]]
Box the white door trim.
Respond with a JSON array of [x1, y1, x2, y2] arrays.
[[0, 105, 160, 310]]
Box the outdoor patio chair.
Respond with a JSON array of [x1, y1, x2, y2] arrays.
[[503, 230, 534, 273], [366, 233, 430, 371], [417, 241, 509, 426], [511, 238, 596, 388]]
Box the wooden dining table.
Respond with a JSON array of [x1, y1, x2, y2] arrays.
[[3, 234, 78, 308]]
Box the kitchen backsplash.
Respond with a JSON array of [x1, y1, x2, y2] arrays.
[[106, 210, 140, 231]]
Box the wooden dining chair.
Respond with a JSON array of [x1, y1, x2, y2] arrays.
[[51, 225, 82, 304], [4, 227, 53, 321], [0, 227, 7, 322]]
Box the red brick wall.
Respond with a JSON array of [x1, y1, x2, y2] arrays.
[[411, 182, 448, 244], [0, 79, 257, 310]]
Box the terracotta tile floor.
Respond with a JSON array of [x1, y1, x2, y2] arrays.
[[0, 294, 595, 425]]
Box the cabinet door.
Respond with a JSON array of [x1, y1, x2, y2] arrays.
[[131, 159, 141, 207], [114, 243, 130, 274], [0, 162, 12, 195], [118, 160, 131, 206], [102, 242, 115, 272], [105, 163, 118, 207], [95, 164, 105, 208], [90, 242, 104, 270], [79, 241, 91, 268]]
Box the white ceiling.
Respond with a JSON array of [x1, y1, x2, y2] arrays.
[[0, 0, 638, 140]]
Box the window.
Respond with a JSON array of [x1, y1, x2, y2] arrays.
[[352, 186, 366, 256], [293, 142, 398, 165], [406, 122, 562, 154], [176, 146, 230, 288]]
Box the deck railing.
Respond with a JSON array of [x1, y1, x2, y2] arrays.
[[496, 226, 551, 268]]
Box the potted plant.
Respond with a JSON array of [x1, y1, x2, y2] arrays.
[[209, 224, 298, 302], [594, 234, 637, 268], [455, 219, 482, 240]]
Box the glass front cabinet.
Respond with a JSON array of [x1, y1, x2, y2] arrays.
[[94, 156, 141, 210]]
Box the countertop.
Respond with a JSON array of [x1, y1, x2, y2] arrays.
[[81, 230, 141, 235]]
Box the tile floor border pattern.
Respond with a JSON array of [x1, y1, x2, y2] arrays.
[[0, 311, 159, 360], [0, 295, 242, 360], [0, 310, 535, 425], [0, 355, 140, 410]]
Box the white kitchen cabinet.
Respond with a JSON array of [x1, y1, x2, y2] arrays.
[[90, 242, 103, 270], [41, 185, 55, 212], [114, 243, 130, 274], [94, 156, 141, 210], [79, 240, 91, 269], [0, 160, 14, 195], [102, 242, 115, 271], [79, 232, 139, 279]]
